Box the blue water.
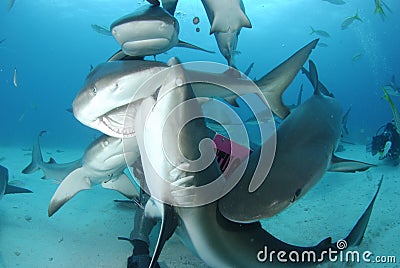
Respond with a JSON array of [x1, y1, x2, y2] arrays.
[[0, 1, 399, 266], [1, 0, 399, 148]]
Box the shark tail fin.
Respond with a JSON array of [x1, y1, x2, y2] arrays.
[[177, 40, 215, 54], [22, 131, 47, 174], [255, 39, 319, 119], [343, 177, 383, 246]]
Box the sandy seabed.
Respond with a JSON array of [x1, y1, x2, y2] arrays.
[[0, 144, 398, 267]]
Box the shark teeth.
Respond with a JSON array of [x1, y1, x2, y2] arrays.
[[100, 105, 137, 137]]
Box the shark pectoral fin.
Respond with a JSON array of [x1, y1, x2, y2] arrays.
[[177, 40, 215, 54], [107, 50, 145, 62], [343, 177, 383, 246], [101, 173, 139, 199], [48, 167, 91, 217], [5, 184, 32, 194], [328, 154, 375, 172]]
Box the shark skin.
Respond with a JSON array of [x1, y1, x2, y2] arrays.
[[22, 131, 82, 182], [219, 60, 375, 223], [134, 58, 381, 267], [201, 0, 252, 66], [145, 0, 179, 15], [48, 135, 139, 217], [1, 164, 32, 200], [110, 5, 213, 58], [73, 39, 319, 140]]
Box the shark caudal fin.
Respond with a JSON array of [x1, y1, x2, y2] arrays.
[[255, 39, 319, 119], [22, 130, 47, 175], [342, 177, 383, 246]]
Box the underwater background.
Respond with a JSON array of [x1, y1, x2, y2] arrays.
[[1, 0, 399, 267]]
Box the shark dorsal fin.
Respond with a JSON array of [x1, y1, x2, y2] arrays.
[[48, 157, 57, 164], [308, 60, 321, 96]]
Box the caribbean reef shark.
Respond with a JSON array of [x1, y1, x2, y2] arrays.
[[73, 39, 320, 140], [110, 5, 213, 58], [1, 164, 32, 200], [134, 58, 381, 267], [48, 135, 140, 216], [219, 60, 374, 223]]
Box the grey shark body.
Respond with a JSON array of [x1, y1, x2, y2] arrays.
[[22, 131, 82, 182], [110, 5, 213, 57], [48, 135, 140, 216], [146, 0, 178, 15], [136, 59, 380, 267], [1, 164, 32, 200]]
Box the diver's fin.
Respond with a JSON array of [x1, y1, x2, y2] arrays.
[[101, 173, 139, 200], [107, 50, 145, 62], [343, 177, 383, 246], [328, 154, 375, 172], [177, 40, 215, 54], [255, 39, 319, 119], [48, 167, 91, 217], [5, 184, 32, 194], [149, 203, 178, 268]]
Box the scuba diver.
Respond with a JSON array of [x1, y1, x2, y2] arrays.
[[368, 121, 400, 166]]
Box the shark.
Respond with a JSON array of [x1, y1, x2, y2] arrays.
[[1, 164, 32, 200], [219, 60, 375, 223], [134, 58, 381, 267], [73, 39, 320, 140], [48, 135, 140, 216], [201, 0, 252, 66], [110, 5, 213, 58], [22, 131, 82, 182]]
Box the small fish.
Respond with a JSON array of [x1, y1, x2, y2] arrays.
[[317, 42, 329, 47], [8, 0, 15, 11], [374, 0, 392, 20], [352, 53, 362, 62], [90, 24, 112, 36], [341, 11, 362, 30], [322, 0, 346, 5], [0, 38, 6, 44], [309, 26, 330, 37], [13, 68, 18, 87]]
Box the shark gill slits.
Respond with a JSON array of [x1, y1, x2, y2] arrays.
[[290, 188, 302, 203]]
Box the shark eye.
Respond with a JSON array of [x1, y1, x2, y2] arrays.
[[103, 139, 109, 146], [91, 86, 97, 96]]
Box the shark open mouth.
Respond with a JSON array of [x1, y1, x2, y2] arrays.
[[100, 104, 137, 137]]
